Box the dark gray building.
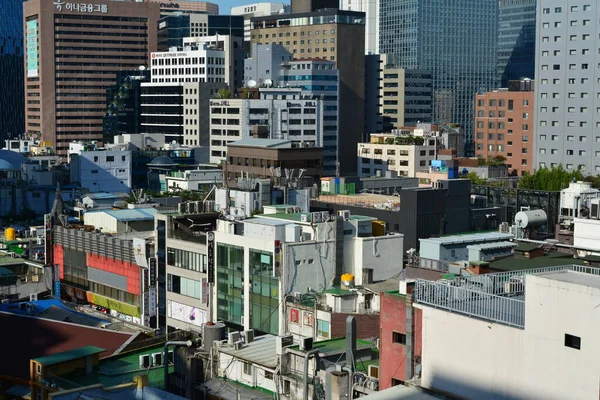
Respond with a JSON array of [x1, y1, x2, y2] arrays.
[[312, 179, 471, 250], [379, 0, 498, 155], [497, 0, 536, 87]]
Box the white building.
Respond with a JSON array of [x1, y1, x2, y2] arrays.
[[358, 132, 438, 177], [150, 44, 226, 85], [83, 207, 157, 234], [163, 168, 222, 192], [415, 265, 600, 400], [183, 35, 244, 91], [213, 210, 403, 335], [69, 143, 132, 193], [209, 88, 324, 163], [339, 0, 379, 54], [231, 2, 288, 43]]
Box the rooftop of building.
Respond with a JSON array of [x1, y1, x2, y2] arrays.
[[85, 207, 158, 222], [467, 241, 517, 251], [0, 299, 110, 327], [83, 192, 130, 201], [33, 345, 105, 366], [217, 334, 280, 369], [251, 8, 365, 22], [489, 251, 584, 272], [316, 193, 401, 210], [0, 150, 27, 170], [227, 138, 293, 148], [0, 311, 136, 380], [288, 336, 374, 356], [536, 269, 600, 289], [421, 232, 514, 245]]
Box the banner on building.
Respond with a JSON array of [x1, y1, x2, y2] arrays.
[[149, 257, 157, 283], [207, 232, 215, 283], [148, 287, 157, 317], [133, 238, 148, 268], [53, 264, 60, 297], [26, 20, 38, 77], [167, 300, 206, 327]]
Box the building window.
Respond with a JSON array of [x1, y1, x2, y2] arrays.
[[317, 319, 330, 339], [392, 331, 406, 345], [565, 334, 581, 350], [243, 362, 252, 375]]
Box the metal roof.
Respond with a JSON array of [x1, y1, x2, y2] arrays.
[[218, 334, 279, 369], [244, 217, 291, 226], [227, 138, 293, 148], [467, 241, 518, 251], [364, 279, 400, 294], [421, 232, 513, 245], [33, 346, 105, 366], [84, 192, 129, 200], [88, 208, 158, 222]]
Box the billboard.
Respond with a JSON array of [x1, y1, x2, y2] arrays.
[[26, 20, 38, 78], [167, 300, 206, 327]]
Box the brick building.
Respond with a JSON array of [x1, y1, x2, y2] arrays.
[[474, 79, 534, 175]]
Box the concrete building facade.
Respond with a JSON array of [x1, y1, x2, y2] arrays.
[[534, 0, 600, 173], [231, 2, 288, 44], [475, 79, 535, 175], [244, 43, 293, 84], [69, 144, 132, 193], [23, 0, 160, 155], [338, 0, 379, 55], [250, 9, 365, 175]]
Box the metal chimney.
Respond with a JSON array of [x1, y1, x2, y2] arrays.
[[346, 316, 356, 372]]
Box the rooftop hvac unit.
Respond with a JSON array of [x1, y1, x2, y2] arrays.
[[300, 214, 310, 223], [242, 329, 255, 344], [504, 281, 521, 295], [591, 198, 600, 219], [321, 211, 330, 221], [228, 331, 241, 346], [368, 365, 379, 379], [299, 336, 313, 351], [498, 222, 510, 233], [367, 379, 379, 390], [29, 293, 38, 302], [337, 210, 351, 220], [178, 203, 185, 213], [311, 212, 322, 223], [139, 354, 151, 369], [234, 340, 244, 351]]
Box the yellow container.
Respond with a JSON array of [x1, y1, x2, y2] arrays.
[[372, 220, 385, 237], [4, 228, 16, 241]]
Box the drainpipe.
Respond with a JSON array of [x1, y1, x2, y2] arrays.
[[163, 340, 192, 392], [303, 348, 320, 400]]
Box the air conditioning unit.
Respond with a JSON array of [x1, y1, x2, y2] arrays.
[[321, 211, 330, 221], [228, 331, 241, 346], [242, 329, 255, 344], [139, 354, 151, 369], [367, 379, 379, 390], [300, 214, 310, 223], [29, 293, 38, 302], [234, 340, 244, 351], [591, 198, 600, 219], [311, 212, 322, 223], [152, 352, 163, 367], [299, 336, 313, 351], [368, 365, 379, 379], [375, 338, 380, 350], [504, 281, 520, 294], [337, 210, 351, 220]]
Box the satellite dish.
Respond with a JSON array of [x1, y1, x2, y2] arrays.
[[139, 66, 146, 71], [264, 79, 273, 87], [247, 79, 257, 88]]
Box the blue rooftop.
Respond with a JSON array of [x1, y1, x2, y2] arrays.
[[0, 299, 109, 326], [87, 207, 158, 222]]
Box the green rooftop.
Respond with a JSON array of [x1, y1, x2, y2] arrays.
[[289, 337, 374, 355], [57, 344, 172, 390], [514, 242, 542, 252], [323, 287, 353, 296], [33, 346, 105, 366], [490, 252, 586, 272]]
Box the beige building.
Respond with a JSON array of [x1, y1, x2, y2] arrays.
[[24, 0, 160, 155], [358, 131, 438, 178], [145, 0, 218, 14], [250, 9, 365, 175]]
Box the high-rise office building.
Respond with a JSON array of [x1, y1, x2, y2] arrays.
[[157, 13, 244, 51], [497, 0, 536, 87], [379, 0, 498, 155], [291, 0, 338, 13], [143, 0, 219, 15], [231, 3, 288, 44], [1, 0, 25, 143], [244, 43, 293, 85], [23, 0, 160, 155], [339, 0, 379, 55], [250, 9, 365, 175], [534, 1, 599, 173]]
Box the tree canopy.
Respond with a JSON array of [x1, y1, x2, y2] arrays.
[[518, 165, 584, 191]]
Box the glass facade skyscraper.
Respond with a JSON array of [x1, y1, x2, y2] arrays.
[[0, 0, 25, 143], [497, 0, 536, 87], [379, 0, 498, 154]]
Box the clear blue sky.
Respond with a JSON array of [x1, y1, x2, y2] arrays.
[[218, 0, 290, 13]]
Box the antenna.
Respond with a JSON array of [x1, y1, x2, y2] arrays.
[[247, 79, 257, 88]]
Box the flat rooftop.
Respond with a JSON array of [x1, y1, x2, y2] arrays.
[[217, 334, 279, 369], [422, 232, 514, 245], [536, 270, 600, 289], [317, 194, 400, 209]]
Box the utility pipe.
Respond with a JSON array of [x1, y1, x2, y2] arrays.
[[163, 340, 192, 391], [303, 348, 320, 400]]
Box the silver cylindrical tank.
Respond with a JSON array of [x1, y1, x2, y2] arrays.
[[514, 209, 547, 228], [203, 322, 226, 350]]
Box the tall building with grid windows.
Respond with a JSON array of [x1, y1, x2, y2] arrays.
[[497, 0, 536, 88], [379, 0, 498, 155], [1, 0, 25, 143], [533, 1, 599, 173], [23, 0, 160, 155]]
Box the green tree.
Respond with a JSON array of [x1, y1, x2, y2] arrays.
[[462, 172, 488, 185], [385, 137, 395, 145], [517, 165, 584, 191], [216, 88, 231, 99]]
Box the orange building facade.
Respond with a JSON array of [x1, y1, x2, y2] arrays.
[[474, 80, 535, 175]]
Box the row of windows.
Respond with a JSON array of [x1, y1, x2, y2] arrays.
[[478, 121, 528, 130], [538, 134, 598, 142], [541, 5, 591, 13], [540, 148, 594, 156], [167, 247, 207, 273], [477, 111, 529, 119], [539, 163, 593, 171], [477, 133, 528, 142], [477, 99, 528, 108], [151, 57, 224, 66], [167, 274, 202, 299], [541, 34, 591, 43], [252, 29, 336, 38]]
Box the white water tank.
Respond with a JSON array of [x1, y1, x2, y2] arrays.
[[515, 209, 547, 229]]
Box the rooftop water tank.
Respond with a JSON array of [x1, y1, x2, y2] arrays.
[[515, 209, 547, 229]]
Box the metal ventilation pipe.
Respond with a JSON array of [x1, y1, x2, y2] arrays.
[[163, 340, 192, 392]]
